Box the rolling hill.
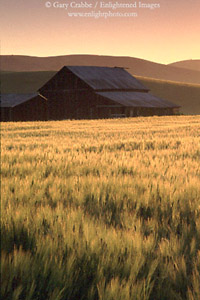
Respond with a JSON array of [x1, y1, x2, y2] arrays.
[[137, 77, 200, 115], [168, 60, 200, 72], [0, 71, 56, 94], [1, 55, 200, 85], [1, 71, 200, 115]]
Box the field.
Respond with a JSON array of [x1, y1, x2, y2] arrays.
[[1, 71, 200, 115], [1, 116, 200, 300]]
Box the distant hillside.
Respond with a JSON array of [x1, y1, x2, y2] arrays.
[[169, 60, 200, 72], [1, 71, 56, 94], [1, 55, 200, 85], [137, 77, 200, 115], [1, 71, 200, 115]]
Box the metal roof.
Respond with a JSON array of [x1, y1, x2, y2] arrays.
[[1, 93, 39, 108], [96, 91, 180, 108], [66, 66, 148, 91]]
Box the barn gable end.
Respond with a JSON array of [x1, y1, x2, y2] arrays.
[[39, 67, 92, 96]]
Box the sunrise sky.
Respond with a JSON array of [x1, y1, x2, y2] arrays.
[[1, 0, 200, 64]]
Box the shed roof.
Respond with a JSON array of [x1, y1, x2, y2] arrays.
[[66, 66, 148, 91], [1, 93, 40, 108], [96, 91, 180, 108]]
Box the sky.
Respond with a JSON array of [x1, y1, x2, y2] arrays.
[[1, 0, 200, 64]]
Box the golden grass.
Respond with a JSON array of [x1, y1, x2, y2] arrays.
[[1, 116, 200, 300]]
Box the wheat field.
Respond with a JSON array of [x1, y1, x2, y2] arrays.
[[1, 116, 200, 300]]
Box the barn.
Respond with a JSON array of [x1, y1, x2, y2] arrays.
[[1, 66, 180, 121], [1, 93, 47, 121], [39, 66, 180, 120]]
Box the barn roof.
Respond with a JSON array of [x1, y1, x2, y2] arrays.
[[96, 91, 180, 108], [66, 66, 148, 91], [1, 93, 41, 108]]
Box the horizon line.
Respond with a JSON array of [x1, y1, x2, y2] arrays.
[[1, 53, 199, 65]]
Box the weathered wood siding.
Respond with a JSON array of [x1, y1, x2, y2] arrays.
[[1, 96, 47, 122]]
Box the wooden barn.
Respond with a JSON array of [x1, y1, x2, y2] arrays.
[[1, 93, 47, 121], [39, 66, 180, 120]]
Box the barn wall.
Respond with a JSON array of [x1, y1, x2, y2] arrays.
[[1, 107, 12, 122], [39, 67, 90, 96], [94, 95, 178, 118], [42, 91, 179, 120], [42, 90, 114, 120], [1, 96, 48, 122], [42, 91, 77, 120], [39, 68, 95, 120], [12, 97, 47, 121]]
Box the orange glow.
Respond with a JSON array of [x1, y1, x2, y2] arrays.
[[1, 0, 200, 64]]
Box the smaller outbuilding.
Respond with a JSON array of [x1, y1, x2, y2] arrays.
[[1, 93, 48, 121]]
